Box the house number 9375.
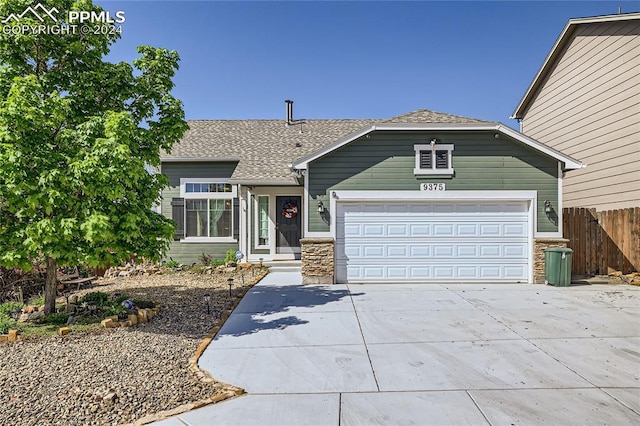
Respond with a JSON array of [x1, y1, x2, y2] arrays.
[[420, 183, 446, 191]]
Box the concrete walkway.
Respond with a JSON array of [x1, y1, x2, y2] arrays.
[[156, 272, 640, 425]]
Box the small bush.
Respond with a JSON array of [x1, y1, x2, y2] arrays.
[[211, 259, 225, 267], [103, 304, 126, 318], [164, 260, 180, 268], [199, 253, 213, 266], [0, 302, 24, 317], [112, 294, 130, 304], [29, 296, 45, 307], [80, 292, 110, 306], [132, 299, 155, 309], [224, 249, 238, 263], [0, 314, 16, 334], [43, 312, 70, 325]]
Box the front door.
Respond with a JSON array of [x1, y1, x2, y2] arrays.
[[276, 196, 302, 256]]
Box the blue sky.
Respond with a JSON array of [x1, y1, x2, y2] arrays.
[[99, 1, 640, 127]]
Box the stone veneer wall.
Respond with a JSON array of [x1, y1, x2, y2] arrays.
[[533, 238, 569, 283], [300, 238, 334, 284]]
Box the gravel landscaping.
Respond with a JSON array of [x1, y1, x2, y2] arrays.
[[0, 268, 267, 426]]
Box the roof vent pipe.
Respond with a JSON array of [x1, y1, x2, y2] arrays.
[[285, 100, 294, 125]]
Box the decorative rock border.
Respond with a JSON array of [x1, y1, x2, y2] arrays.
[[132, 269, 268, 425]]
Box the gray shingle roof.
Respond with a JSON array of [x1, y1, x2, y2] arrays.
[[161, 109, 488, 184]]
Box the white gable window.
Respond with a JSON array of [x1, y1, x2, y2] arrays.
[[179, 178, 237, 242], [414, 143, 454, 175]]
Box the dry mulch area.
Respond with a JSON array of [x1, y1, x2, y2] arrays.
[[0, 267, 267, 425]]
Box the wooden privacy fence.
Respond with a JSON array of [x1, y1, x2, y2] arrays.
[[563, 207, 639, 275]]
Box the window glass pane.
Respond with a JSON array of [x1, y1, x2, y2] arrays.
[[435, 150, 449, 169], [258, 196, 269, 246], [210, 199, 232, 237], [420, 151, 432, 169], [186, 183, 195, 192], [186, 199, 208, 237]]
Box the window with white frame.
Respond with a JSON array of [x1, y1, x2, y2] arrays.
[[179, 179, 237, 240], [414, 143, 454, 175], [256, 196, 269, 247]]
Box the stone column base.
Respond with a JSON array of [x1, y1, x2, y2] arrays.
[[533, 238, 569, 284], [300, 238, 334, 285]]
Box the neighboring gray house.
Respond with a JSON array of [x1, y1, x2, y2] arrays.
[[160, 104, 583, 284], [512, 12, 640, 211]]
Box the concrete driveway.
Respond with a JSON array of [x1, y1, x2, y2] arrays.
[[156, 272, 640, 425]]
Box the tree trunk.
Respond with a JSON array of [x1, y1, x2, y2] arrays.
[[44, 256, 57, 315]]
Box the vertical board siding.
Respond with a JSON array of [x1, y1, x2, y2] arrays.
[[521, 20, 640, 210], [308, 131, 559, 233], [563, 207, 639, 274]]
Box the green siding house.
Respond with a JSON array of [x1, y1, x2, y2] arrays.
[[160, 105, 583, 284]]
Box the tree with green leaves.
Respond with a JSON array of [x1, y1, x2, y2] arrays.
[[0, 0, 187, 314]]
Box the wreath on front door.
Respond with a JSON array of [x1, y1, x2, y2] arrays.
[[281, 201, 298, 219]]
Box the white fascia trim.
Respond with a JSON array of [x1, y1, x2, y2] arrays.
[[293, 125, 375, 169], [496, 125, 584, 170], [292, 123, 583, 171]]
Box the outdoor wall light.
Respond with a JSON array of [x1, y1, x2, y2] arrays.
[[317, 200, 325, 213], [203, 293, 211, 314], [544, 200, 553, 213]]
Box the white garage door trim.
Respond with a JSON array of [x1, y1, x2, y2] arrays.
[[331, 190, 536, 284]]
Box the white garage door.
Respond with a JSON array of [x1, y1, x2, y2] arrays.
[[336, 200, 530, 283]]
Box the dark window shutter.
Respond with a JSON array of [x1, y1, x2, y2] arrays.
[[420, 151, 432, 169], [171, 198, 185, 240], [233, 198, 240, 240], [435, 150, 448, 169]]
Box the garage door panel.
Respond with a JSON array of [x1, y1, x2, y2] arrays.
[[336, 200, 531, 283], [337, 262, 529, 283], [338, 242, 527, 259]]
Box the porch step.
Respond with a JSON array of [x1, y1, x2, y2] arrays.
[[266, 261, 301, 273]]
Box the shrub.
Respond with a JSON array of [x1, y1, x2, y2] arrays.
[[80, 292, 110, 306], [103, 304, 126, 318], [29, 296, 45, 307], [0, 302, 24, 317], [132, 299, 155, 309], [0, 314, 16, 334], [211, 259, 225, 267], [44, 312, 70, 325], [112, 294, 130, 304], [224, 249, 238, 263], [164, 260, 180, 268], [199, 253, 213, 266]]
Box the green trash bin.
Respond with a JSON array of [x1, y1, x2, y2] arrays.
[[544, 247, 573, 286]]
